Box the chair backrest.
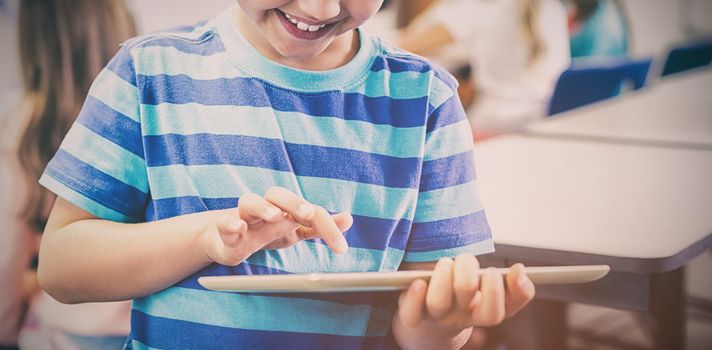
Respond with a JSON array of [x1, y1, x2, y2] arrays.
[[547, 58, 652, 115], [661, 40, 712, 77]]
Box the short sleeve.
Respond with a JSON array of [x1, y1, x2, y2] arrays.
[[39, 44, 149, 223], [403, 69, 494, 263]]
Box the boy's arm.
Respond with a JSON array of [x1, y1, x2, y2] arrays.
[[39, 188, 351, 304], [392, 257, 535, 350], [38, 197, 226, 304]]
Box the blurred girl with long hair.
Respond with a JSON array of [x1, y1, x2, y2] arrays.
[[1, 0, 136, 348], [400, 0, 570, 138]]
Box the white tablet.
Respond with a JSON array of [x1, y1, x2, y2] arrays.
[[198, 265, 610, 293]]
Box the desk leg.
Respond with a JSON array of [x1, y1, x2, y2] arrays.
[[650, 267, 685, 350]]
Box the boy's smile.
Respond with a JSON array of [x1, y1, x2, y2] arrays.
[[275, 8, 337, 40], [235, 0, 383, 70]]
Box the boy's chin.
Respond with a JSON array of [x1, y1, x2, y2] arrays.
[[274, 43, 332, 61]]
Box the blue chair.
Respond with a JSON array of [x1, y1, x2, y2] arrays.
[[547, 58, 652, 115], [661, 40, 712, 76]]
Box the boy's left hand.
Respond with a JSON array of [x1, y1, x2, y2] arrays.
[[394, 254, 535, 344]]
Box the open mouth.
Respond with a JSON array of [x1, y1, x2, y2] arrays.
[[275, 9, 338, 40]]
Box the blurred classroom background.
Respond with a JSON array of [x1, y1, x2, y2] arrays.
[[1, 0, 711, 349]]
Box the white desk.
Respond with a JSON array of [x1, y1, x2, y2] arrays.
[[474, 135, 712, 349], [476, 135, 712, 265], [527, 68, 712, 150]]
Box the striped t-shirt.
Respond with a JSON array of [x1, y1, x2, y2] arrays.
[[40, 6, 493, 350]]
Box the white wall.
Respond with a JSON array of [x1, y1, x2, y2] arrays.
[[622, 0, 712, 59], [685, 0, 712, 36], [622, 0, 685, 58]]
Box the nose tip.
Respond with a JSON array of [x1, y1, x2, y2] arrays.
[[298, 0, 340, 21]]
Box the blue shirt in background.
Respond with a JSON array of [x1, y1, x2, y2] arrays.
[[570, 0, 629, 59]]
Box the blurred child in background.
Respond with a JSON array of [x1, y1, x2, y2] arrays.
[[399, 0, 570, 139], [565, 0, 630, 59], [0, 0, 136, 349]]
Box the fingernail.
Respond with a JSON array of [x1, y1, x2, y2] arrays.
[[297, 203, 314, 219], [330, 235, 348, 253], [518, 273, 528, 287], [470, 291, 483, 308], [438, 257, 453, 266], [486, 267, 499, 277], [335, 237, 349, 253], [411, 280, 424, 294], [264, 207, 280, 220], [231, 219, 246, 232]]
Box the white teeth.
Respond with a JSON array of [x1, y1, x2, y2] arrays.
[[283, 11, 327, 32], [296, 21, 309, 31]]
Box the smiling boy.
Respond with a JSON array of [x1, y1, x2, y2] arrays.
[[37, 1, 534, 349]]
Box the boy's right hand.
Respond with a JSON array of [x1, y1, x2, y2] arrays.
[[201, 187, 353, 266]]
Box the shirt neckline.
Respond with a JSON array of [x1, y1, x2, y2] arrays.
[[216, 5, 378, 92]]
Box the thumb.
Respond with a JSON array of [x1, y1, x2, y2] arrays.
[[216, 214, 248, 247], [397, 279, 428, 328]]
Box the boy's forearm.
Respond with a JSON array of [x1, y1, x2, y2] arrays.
[[38, 210, 221, 304], [392, 311, 472, 350]]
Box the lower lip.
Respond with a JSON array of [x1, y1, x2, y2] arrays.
[[275, 9, 335, 41]]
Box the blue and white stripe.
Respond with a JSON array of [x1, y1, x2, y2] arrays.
[[40, 6, 492, 349]]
